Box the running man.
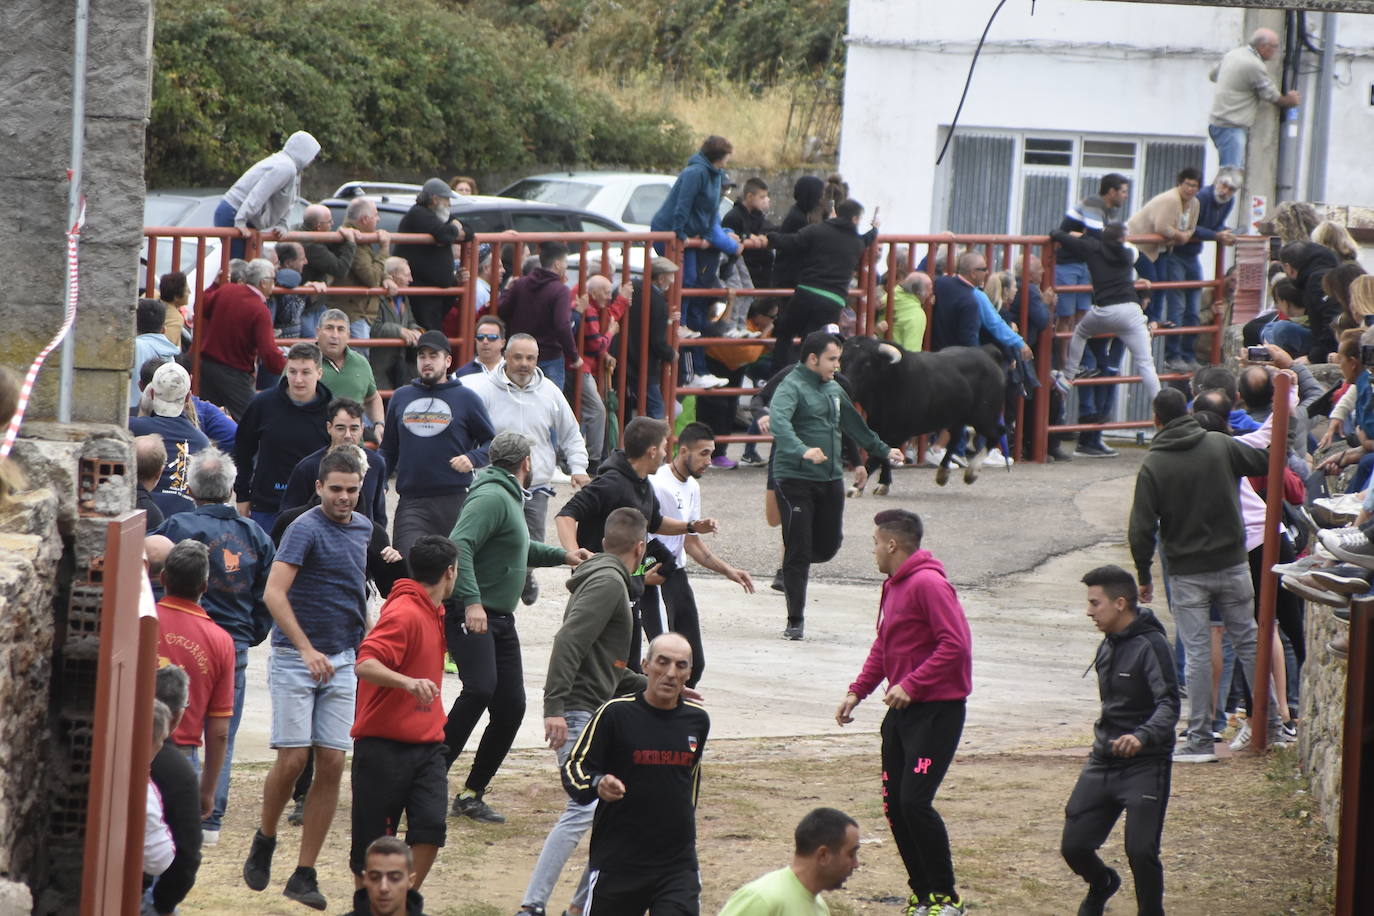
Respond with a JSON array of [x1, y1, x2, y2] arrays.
[[719, 807, 861, 916]]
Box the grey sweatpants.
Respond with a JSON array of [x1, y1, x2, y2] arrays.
[[1065, 303, 1161, 403]]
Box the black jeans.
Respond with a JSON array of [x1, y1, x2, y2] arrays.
[[775, 477, 846, 626], [1061, 755, 1171, 916], [393, 490, 467, 556], [640, 567, 705, 687], [443, 610, 525, 794], [587, 866, 700, 916], [880, 700, 966, 899], [198, 357, 256, 422]]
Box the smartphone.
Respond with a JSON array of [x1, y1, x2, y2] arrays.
[[1246, 346, 1273, 362]]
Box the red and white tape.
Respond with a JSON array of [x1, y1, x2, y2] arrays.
[[1, 198, 85, 459]]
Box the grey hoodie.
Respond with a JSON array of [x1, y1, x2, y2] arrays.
[[223, 131, 320, 232], [542, 552, 647, 718]]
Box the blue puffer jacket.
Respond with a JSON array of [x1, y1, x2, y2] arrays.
[[651, 152, 727, 241]]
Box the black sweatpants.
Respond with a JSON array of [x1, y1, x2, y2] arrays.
[[880, 700, 965, 900], [443, 610, 525, 794], [586, 866, 700, 916], [776, 477, 846, 626], [1061, 755, 1171, 916], [349, 737, 448, 875], [640, 567, 705, 687], [773, 288, 843, 367]]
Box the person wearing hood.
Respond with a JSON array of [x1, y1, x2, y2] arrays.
[[214, 130, 320, 259], [555, 418, 718, 663], [379, 330, 496, 555], [396, 178, 469, 333], [344, 836, 434, 916], [232, 342, 333, 534], [498, 242, 583, 390], [1062, 565, 1179, 916], [767, 199, 879, 366], [1278, 240, 1342, 363], [1127, 388, 1281, 764], [1050, 223, 1161, 459], [517, 508, 651, 916], [836, 509, 972, 916], [348, 536, 458, 893], [650, 136, 742, 323], [460, 333, 590, 604], [443, 433, 592, 824]]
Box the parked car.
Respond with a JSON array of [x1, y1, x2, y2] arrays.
[[497, 170, 733, 232]]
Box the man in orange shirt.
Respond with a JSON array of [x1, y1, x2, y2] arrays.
[[349, 534, 459, 890], [156, 539, 236, 820]]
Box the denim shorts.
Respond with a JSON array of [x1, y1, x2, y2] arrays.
[[268, 646, 357, 751]]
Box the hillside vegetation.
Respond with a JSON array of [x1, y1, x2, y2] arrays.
[[148, 0, 845, 185]]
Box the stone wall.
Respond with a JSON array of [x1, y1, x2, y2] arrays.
[[1299, 597, 1348, 842]]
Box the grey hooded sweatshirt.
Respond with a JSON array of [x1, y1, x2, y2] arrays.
[[222, 130, 320, 232]]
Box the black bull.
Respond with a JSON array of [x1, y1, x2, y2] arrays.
[[839, 336, 1009, 490]]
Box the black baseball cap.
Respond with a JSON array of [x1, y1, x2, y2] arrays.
[[416, 330, 451, 354]]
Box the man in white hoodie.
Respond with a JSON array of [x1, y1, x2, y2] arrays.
[[214, 131, 321, 258], [461, 333, 590, 604]]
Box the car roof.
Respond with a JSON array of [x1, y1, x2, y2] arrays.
[[506, 171, 676, 184], [319, 195, 628, 228]]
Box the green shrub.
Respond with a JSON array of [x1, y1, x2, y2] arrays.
[[148, 0, 694, 186]]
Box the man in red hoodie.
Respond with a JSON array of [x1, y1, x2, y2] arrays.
[[836, 509, 973, 916], [349, 534, 459, 892]]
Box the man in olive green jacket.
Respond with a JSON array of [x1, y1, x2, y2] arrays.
[[443, 431, 590, 821], [771, 330, 903, 640]]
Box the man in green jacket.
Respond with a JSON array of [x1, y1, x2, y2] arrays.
[[444, 431, 591, 822], [517, 507, 651, 916], [1127, 388, 1279, 764], [772, 331, 904, 640]]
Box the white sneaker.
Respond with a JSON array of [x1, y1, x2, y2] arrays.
[[678, 328, 701, 339], [202, 828, 220, 846], [689, 373, 729, 389], [981, 448, 1013, 468], [1229, 721, 1253, 751]]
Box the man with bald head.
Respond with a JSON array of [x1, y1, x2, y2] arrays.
[[1208, 28, 1301, 168], [299, 203, 358, 289]]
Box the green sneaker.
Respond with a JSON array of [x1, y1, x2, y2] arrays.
[[903, 893, 931, 916], [444, 653, 458, 674], [926, 895, 965, 916]]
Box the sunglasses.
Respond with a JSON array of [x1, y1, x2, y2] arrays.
[[474, 333, 503, 342]]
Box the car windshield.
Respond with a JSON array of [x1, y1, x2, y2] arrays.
[[501, 179, 598, 209]]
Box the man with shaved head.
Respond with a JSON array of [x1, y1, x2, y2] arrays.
[[299, 203, 358, 289], [1208, 27, 1301, 168]]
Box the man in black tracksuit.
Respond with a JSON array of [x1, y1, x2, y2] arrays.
[[562, 633, 710, 916], [767, 198, 878, 365], [1061, 565, 1179, 916], [555, 417, 716, 668]]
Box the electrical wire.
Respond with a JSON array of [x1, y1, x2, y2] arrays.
[[934, 0, 1025, 167]]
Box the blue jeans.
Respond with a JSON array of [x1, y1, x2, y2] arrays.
[[1161, 252, 1202, 361], [644, 382, 664, 419], [1352, 451, 1374, 493], [1209, 124, 1246, 168], [1260, 319, 1312, 358], [349, 318, 371, 353], [203, 644, 249, 831], [539, 358, 566, 391], [1053, 262, 1092, 317], [249, 509, 278, 536], [299, 302, 324, 339], [214, 199, 246, 260], [1135, 252, 1162, 323]]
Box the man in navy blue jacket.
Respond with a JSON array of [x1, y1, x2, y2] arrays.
[[156, 446, 276, 840], [380, 330, 496, 554], [281, 397, 388, 526], [1161, 170, 1238, 372], [232, 342, 333, 534]]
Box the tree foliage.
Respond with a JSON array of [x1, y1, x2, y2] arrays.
[[148, 0, 694, 186]]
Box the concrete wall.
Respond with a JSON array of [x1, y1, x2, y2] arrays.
[[1299, 594, 1349, 842], [840, 0, 1374, 234], [0, 0, 154, 425]]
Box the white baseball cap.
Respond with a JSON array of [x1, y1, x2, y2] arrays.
[[149, 362, 191, 417]]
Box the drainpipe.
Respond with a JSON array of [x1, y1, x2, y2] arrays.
[[58, 0, 90, 423]]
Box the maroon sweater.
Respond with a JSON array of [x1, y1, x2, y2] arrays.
[[498, 268, 579, 366], [200, 283, 286, 374]]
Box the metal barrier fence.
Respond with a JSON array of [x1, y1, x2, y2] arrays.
[[145, 225, 1246, 461]]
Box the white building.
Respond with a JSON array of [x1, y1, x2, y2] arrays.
[[839, 0, 1374, 236]]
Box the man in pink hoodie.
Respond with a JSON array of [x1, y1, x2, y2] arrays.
[[836, 509, 973, 916]]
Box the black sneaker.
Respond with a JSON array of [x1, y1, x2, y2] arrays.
[[521, 575, 540, 606], [1309, 565, 1373, 595], [782, 624, 804, 641], [515, 908, 547, 916], [770, 569, 785, 593], [1077, 867, 1121, 916], [283, 866, 327, 910], [242, 829, 276, 891], [1047, 443, 1073, 462], [1073, 442, 1119, 459], [452, 793, 507, 823], [286, 798, 305, 827], [739, 452, 766, 466]]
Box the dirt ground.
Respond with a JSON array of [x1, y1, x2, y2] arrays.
[[179, 450, 1337, 914]]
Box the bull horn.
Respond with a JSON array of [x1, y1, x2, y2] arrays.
[[877, 342, 902, 364]]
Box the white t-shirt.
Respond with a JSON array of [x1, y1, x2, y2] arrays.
[[649, 464, 700, 565]]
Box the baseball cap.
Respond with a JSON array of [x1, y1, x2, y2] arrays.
[[489, 431, 532, 467], [650, 257, 679, 277], [415, 330, 451, 354], [149, 362, 191, 417], [422, 177, 458, 200]]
